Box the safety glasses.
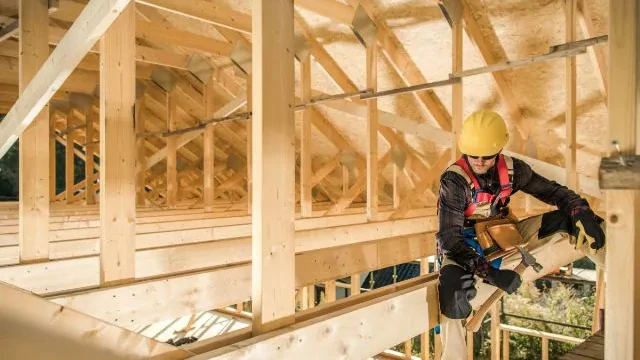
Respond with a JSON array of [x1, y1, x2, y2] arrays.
[[467, 153, 498, 160]]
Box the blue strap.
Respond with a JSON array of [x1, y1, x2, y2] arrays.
[[463, 227, 502, 269]]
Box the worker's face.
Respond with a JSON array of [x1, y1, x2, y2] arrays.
[[467, 154, 497, 174]]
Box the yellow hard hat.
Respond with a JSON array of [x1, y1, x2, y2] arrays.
[[458, 110, 509, 156]]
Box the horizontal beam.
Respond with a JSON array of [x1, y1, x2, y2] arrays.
[[191, 223, 591, 357], [293, 0, 355, 24], [325, 100, 602, 199], [0, 208, 433, 246], [50, 264, 252, 330], [144, 94, 247, 170], [50, 233, 435, 330], [0, 20, 18, 43], [0, 281, 190, 359], [0, 0, 134, 158], [451, 35, 608, 79], [498, 324, 584, 345], [197, 285, 430, 360], [0, 215, 436, 294], [136, 0, 251, 34]]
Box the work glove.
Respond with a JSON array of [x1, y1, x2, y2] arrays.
[[571, 208, 605, 254], [484, 267, 522, 294]]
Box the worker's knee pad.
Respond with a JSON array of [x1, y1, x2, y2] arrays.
[[438, 265, 477, 319]]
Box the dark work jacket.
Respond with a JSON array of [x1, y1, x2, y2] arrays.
[[435, 156, 589, 278]]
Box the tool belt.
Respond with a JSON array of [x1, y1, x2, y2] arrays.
[[473, 209, 525, 258]]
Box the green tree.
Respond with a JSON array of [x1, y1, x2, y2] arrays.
[[474, 281, 594, 360]]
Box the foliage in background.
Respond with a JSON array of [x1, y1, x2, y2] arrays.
[[0, 141, 88, 201], [0, 142, 19, 200], [387, 279, 594, 360], [475, 281, 594, 360]]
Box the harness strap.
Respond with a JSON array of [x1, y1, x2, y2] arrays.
[[444, 155, 515, 217]]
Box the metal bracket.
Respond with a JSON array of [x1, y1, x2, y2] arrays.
[[439, 0, 463, 28], [135, 79, 148, 100], [69, 92, 94, 112], [340, 150, 357, 171], [226, 152, 246, 172], [599, 155, 640, 190], [50, 99, 70, 114], [150, 66, 177, 93], [351, 5, 377, 48], [187, 54, 214, 84], [390, 146, 407, 170], [294, 27, 311, 62], [230, 42, 252, 76]]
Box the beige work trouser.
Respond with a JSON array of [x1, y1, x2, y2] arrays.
[[439, 212, 605, 360]]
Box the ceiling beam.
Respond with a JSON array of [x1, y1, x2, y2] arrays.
[[348, 0, 453, 130], [136, 0, 251, 34], [0, 0, 135, 158]]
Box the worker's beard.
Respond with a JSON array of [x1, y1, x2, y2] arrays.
[[470, 163, 493, 174]]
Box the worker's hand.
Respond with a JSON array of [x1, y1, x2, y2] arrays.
[[485, 267, 522, 294], [571, 208, 605, 254]]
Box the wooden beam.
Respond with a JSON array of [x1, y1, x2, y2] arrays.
[[65, 119, 75, 203], [366, 34, 379, 221], [420, 258, 430, 359], [325, 150, 392, 216], [85, 109, 96, 205], [321, 99, 450, 147], [460, 1, 528, 143], [18, 0, 50, 262], [135, 96, 146, 206], [296, 233, 435, 287], [166, 92, 178, 207], [565, 0, 578, 190], [194, 281, 430, 360], [0, 19, 18, 43], [51, 264, 252, 330], [0, 0, 134, 158], [449, 0, 463, 161], [246, 77, 253, 215], [390, 150, 451, 219], [99, 3, 136, 285], [203, 81, 216, 212], [0, 281, 190, 360], [354, 0, 452, 129], [293, 12, 359, 95], [578, 0, 608, 99], [605, 0, 640, 358], [451, 35, 608, 79], [144, 95, 247, 170], [490, 303, 500, 360], [251, 0, 296, 335], [136, 0, 251, 34], [294, 0, 355, 24], [300, 53, 313, 217], [344, 100, 603, 199], [49, 113, 56, 201], [136, 19, 233, 57]]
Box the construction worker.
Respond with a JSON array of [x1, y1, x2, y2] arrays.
[[436, 110, 606, 360]]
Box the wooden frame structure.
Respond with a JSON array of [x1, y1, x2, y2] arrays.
[[0, 0, 631, 359]]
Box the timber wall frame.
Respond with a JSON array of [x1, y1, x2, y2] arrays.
[[0, 0, 627, 359]]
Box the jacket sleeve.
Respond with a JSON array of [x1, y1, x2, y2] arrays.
[[512, 158, 590, 216], [436, 171, 492, 277]]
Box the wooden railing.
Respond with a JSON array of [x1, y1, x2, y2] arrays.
[[499, 323, 583, 360]]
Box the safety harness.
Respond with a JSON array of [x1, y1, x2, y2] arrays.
[[448, 154, 514, 218], [443, 154, 516, 269]]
